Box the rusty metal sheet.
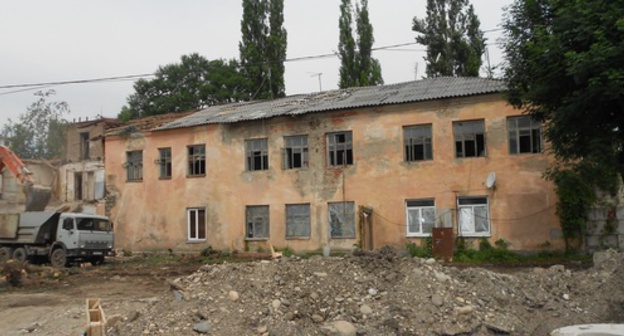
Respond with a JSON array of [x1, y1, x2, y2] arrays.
[[432, 228, 454, 262], [0, 214, 19, 239]]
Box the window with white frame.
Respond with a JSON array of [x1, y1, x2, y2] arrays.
[[457, 197, 490, 236], [285, 203, 311, 238], [454, 120, 486, 158], [508, 116, 542, 154], [246, 205, 269, 239], [328, 201, 355, 238], [187, 208, 206, 241], [126, 151, 143, 181], [404, 125, 433, 161], [283, 135, 309, 169], [327, 131, 353, 166], [246, 139, 269, 171], [406, 199, 435, 236]]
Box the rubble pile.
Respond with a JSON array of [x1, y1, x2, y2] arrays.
[[0, 260, 68, 287], [109, 248, 624, 335]]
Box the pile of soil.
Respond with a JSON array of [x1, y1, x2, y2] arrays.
[[108, 247, 624, 335]]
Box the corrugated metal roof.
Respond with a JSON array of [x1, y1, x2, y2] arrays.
[[106, 111, 196, 137], [155, 77, 506, 131]]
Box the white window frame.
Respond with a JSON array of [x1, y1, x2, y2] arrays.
[[187, 207, 206, 241], [457, 197, 490, 237], [405, 199, 436, 237]]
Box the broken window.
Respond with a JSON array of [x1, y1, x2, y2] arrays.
[[453, 120, 486, 158], [158, 147, 172, 179], [458, 197, 490, 236], [246, 205, 269, 239], [79, 132, 90, 160], [329, 201, 355, 238], [187, 145, 206, 176], [404, 125, 433, 162], [327, 131, 353, 166], [187, 208, 206, 241], [283, 135, 309, 169], [246, 139, 269, 171], [406, 199, 435, 236], [286, 204, 311, 238], [508, 116, 542, 154], [125, 151, 143, 181]]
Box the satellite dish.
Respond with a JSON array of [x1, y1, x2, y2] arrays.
[[486, 172, 496, 189]]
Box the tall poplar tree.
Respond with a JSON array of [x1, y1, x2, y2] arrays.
[[413, 0, 485, 77], [338, 0, 383, 89], [239, 0, 287, 100]]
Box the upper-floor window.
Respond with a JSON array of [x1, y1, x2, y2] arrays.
[[508, 116, 542, 154], [126, 151, 143, 182], [406, 199, 435, 236], [404, 125, 433, 162], [327, 131, 353, 166], [283, 135, 309, 169], [187, 145, 206, 177], [158, 147, 172, 179], [454, 120, 486, 158], [246, 139, 269, 171], [458, 197, 490, 236], [79, 132, 90, 160]]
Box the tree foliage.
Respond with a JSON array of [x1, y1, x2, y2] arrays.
[[119, 54, 244, 121], [2, 90, 69, 159], [413, 0, 485, 77], [239, 0, 287, 100], [503, 0, 624, 248], [338, 0, 383, 89]]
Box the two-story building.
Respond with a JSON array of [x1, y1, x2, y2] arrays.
[[104, 77, 561, 253]]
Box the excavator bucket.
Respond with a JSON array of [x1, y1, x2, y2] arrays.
[[24, 184, 52, 212]]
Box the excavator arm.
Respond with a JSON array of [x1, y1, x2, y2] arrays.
[[0, 145, 52, 211]]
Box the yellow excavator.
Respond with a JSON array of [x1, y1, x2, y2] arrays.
[[0, 145, 52, 211]]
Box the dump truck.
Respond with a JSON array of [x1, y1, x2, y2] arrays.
[[0, 211, 114, 267], [0, 145, 52, 211]]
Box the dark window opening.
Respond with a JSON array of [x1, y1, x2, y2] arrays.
[[508, 116, 542, 154], [404, 125, 433, 161], [187, 145, 206, 176], [328, 132, 353, 166], [246, 139, 269, 171], [454, 120, 486, 158], [158, 147, 172, 178], [283, 136, 309, 169], [79, 132, 90, 160]]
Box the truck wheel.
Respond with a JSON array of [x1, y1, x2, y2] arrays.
[[0, 247, 12, 263], [50, 248, 67, 268], [90, 256, 105, 266], [12, 247, 27, 262]]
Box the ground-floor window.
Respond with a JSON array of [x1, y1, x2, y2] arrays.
[[406, 199, 435, 236], [187, 208, 206, 241], [457, 197, 490, 236], [246, 205, 269, 239], [285, 203, 311, 238], [329, 201, 355, 238]]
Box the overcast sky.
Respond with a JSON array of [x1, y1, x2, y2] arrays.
[[0, 0, 512, 129]]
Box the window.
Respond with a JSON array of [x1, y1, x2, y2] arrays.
[[328, 201, 355, 238], [327, 131, 353, 166], [508, 116, 542, 154], [458, 197, 490, 236], [187, 145, 206, 176], [74, 172, 83, 200], [158, 147, 172, 178], [404, 125, 433, 161], [79, 132, 90, 160], [187, 208, 206, 241], [246, 139, 269, 171], [283, 135, 309, 169], [406, 199, 435, 236], [246, 205, 269, 239], [286, 204, 311, 238], [454, 120, 486, 158], [126, 151, 143, 181]]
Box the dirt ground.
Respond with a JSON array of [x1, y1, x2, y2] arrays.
[[1, 249, 623, 336]]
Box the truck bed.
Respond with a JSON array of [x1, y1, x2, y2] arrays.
[[0, 212, 59, 244]]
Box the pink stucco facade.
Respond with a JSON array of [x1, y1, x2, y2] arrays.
[[105, 93, 561, 253]]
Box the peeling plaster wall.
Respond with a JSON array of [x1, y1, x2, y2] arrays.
[[58, 161, 106, 202], [105, 93, 561, 253]]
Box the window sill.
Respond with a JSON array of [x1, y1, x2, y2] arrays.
[[126, 179, 143, 183], [327, 165, 354, 169], [245, 169, 269, 173], [245, 237, 269, 241], [286, 236, 311, 240], [330, 236, 356, 239], [405, 159, 433, 164], [186, 240, 206, 244], [186, 174, 206, 178], [455, 156, 487, 159], [406, 234, 432, 238], [159, 176, 172, 180], [458, 233, 491, 238], [510, 152, 543, 156]]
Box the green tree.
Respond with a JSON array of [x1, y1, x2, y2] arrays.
[[502, 0, 624, 248], [120, 54, 245, 120], [2, 90, 69, 159], [338, 0, 383, 89], [239, 0, 287, 100], [413, 0, 485, 77]]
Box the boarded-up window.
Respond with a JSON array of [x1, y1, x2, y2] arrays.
[[246, 205, 269, 239], [187, 208, 206, 240], [458, 197, 490, 236], [286, 204, 310, 238], [329, 202, 355, 238], [126, 151, 143, 181], [406, 199, 435, 236]]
